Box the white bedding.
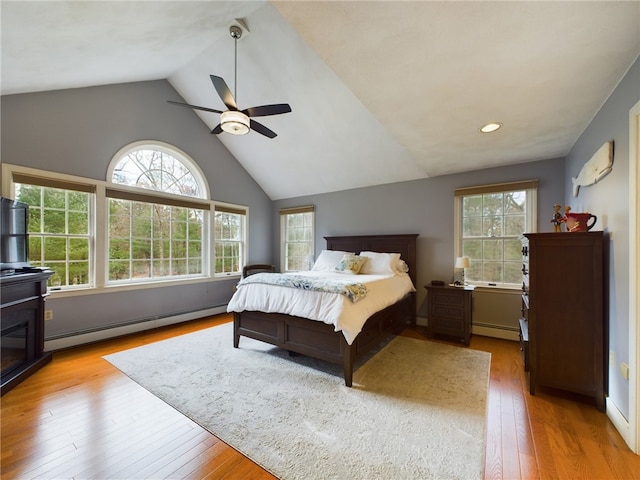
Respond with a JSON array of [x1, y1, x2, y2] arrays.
[[227, 271, 416, 345]]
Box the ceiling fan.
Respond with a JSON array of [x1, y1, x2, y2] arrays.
[[168, 24, 291, 139]]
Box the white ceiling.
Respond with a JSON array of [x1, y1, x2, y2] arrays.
[[2, 1, 639, 200]]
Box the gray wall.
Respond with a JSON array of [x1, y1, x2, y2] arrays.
[[564, 54, 640, 419], [0, 80, 273, 338], [273, 157, 566, 319]]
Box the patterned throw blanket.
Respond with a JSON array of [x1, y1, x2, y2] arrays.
[[237, 273, 368, 303]]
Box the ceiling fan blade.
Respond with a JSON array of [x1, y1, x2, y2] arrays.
[[243, 104, 292, 118], [210, 75, 237, 111], [250, 119, 277, 139], [167, 100, 223, 114], [211, 124, 223, 135]]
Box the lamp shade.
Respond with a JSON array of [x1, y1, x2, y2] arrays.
[[220, 110, 250, 135], [455, 256, 471, 269]]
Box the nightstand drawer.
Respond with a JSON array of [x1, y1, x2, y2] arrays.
[[432, 316, 464, 332], [432, 304, 464, 319], [430, 291, 464, 306]]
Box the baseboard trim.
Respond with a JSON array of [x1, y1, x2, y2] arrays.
[[606, 397, 637, 453], [44, 306, 228, 351], [415, 316, 520, 341], [472, 324, 520, 341]]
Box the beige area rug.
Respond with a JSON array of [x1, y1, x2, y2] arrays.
[[104, 323, 491, 480]]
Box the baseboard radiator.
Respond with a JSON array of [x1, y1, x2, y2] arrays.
[[471, 287, 521, 341], [44, 305, 228, 351]]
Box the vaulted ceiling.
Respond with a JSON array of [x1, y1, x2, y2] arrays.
[[2, 1, 639, 200]]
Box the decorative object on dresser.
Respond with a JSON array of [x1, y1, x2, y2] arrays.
[[564, 211, 597, 232], [425, 283, 474, 346], [519, 231, 607, 411]]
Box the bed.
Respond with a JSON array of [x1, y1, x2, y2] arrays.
[[229, 234, 418, 386]]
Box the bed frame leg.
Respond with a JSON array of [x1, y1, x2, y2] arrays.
[[233, 314, 240, 348], [343, 347, 353, 387]]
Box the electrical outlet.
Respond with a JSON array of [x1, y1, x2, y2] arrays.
[[620, 362, 630, 381], [609, 350, 615, 366], [44, 310, 53, 321]]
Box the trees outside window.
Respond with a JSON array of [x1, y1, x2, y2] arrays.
[[214, 206, 246, 275], [455, 181, 537, 287], [280, 206, 314, 272], [4, 140, 251, 290], [16, 183, 91, 288], [107, 142, 208, 283]]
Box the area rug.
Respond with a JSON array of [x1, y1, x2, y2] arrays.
[[104, 323, 491, 479]]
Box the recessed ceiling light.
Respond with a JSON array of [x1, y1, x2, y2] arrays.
[[480, 122, 502, 133]]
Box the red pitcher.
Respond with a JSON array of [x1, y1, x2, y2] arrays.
[[565, 212, 597, 232]]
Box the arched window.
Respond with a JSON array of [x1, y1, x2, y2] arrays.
[[108, 141, 208, 198], [107, 141, 210, 283]]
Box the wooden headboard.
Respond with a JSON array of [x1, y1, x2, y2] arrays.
[[324, 234, 418, 287]]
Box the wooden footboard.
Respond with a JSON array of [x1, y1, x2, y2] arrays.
[[233, 294, 411, 386]]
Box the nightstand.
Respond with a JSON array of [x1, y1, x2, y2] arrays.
[[425, 283, 473, 346]]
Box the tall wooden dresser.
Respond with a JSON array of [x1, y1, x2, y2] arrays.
[[520, 231, 607, 411]]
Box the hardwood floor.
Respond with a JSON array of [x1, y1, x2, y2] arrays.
[[2, 313, 639, 479]]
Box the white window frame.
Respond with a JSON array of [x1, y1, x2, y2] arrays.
[[1, 140, 246, 292], [454, 180, 537, 288], [8, 171, 96, 291], [106, 141, 210, 285], [280, 206, 315, 272], [213, 202, 248, 278]]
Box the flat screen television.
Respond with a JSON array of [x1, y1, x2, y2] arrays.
[[1, 197, 31, 273]]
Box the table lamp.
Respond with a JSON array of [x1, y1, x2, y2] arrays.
[[455, 256, 471, 285]]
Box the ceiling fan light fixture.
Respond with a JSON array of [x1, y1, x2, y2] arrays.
[[220, 110, 250, 135], [480, 122, 503, 133]]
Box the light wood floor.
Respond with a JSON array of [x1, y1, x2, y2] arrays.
[[2, 313, 639, 479]]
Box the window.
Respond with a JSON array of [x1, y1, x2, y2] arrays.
[[280, 206, 315, 272], [107, 142, 209, 283], [13, 175, 94, 289], [455, 180, 537, 287], [214, 204, 247, 276], [4, 141, 249, 290]]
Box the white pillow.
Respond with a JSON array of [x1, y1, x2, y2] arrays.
[[334, 254, 368, 275], [359, 251, 401, 275], [311, 250, 354, 272]]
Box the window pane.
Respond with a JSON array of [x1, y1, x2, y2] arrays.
[[484, 262, 503, 283], [482, 193, 503, 216], [504, 262, 522, 284], [463, 217, 483, 237], [112, 148, 201, 198], [463, 195, 482, 217], [483, 216, 503, 237], [504, 191, 526, 214], [505, 214, 525, 236], [483, 239, 503, 261], [504, 239, 522, 261], [458, 187, 532, 286], [69, 238, 89, 261]]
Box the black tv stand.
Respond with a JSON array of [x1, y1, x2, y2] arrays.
[[1, 269, 53, 395]]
